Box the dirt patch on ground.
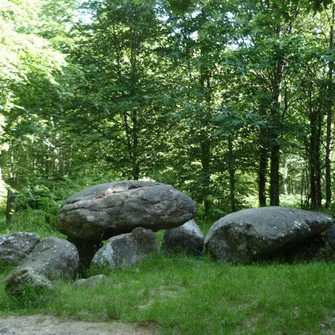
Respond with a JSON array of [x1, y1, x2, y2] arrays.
[[0, 315, 158, 335]]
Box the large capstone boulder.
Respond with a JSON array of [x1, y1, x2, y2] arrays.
[[56, 181, 196, 241], [162, 220, 204, 256], [0, 232, 40, 267], [91, 227, 158, 269], [19, 237, 79, 280], [204, 207, 334, 263]]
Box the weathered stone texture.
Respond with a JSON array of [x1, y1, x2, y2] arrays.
[[57, 181, 196, 241], [0, 232, 40, 267], [204, 207, 334, 263], [92, 227, 158, 269], [162, 220, 204, 255]]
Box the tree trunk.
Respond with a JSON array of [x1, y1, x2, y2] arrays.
[[131, 109, 140, 180], [325, 101, 333, 209], [269, 58, 283, 206], [268, 11, 284, 206], [228, 136, 236, 212], [309, 92, 322, 210], [123, 111, 140, 180], [199, 38, 213, 217], [300, 169, 309, 208], [127, 25, 140, 181], [258, 145, 268, 207], [6, 189, 17, 224], [200, 131, 211, 216], [270, 141, 280, 206], [325, 4, 335, 209]]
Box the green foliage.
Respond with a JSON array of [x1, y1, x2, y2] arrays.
[[0, 210, 64, 238], [1, 0, 335, 216], [14, 185, 59, 212], [167, 0, 195, 14], [310, 0, 333, 12]]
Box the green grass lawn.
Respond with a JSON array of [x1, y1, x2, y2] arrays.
[[1, 254, 334, 335]]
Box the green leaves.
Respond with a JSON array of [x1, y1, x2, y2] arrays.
[[310, 0, 333, 12], [1, 0, 335, 215], [167, 0, 195, 14]]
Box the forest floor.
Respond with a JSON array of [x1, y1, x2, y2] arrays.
[[0, 314, 158, 335]]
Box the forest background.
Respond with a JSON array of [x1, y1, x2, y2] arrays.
[[1, 0, 335, 226]]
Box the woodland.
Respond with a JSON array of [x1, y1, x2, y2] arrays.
[[1, 0, 335, 222]]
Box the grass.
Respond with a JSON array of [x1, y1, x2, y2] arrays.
[[0, 210, 66, 239], [0, 253, 335, 334], [0, 212, 335, 334]]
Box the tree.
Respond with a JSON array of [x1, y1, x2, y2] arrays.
[[69, 0, 179, 180], [0, 0, 79, 222]]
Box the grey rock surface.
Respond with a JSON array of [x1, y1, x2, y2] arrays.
[[73, 274, 106, 288], [56, 180, 196, 241], [0, 232, 40, 267], [204, 206, 334, 263], [5, 268, 55, 298], [92, 227, 158, 269], [162, 220, 204, 255], [19, 237, 79, 279], [325, 225, 335, 251]]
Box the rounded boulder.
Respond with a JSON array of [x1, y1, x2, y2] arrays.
[[204, 206, 334, 263]]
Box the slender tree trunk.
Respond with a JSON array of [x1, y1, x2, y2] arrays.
[[325, 4, 335, 208], [309, 112, 317, 210], [316, 113, 322, 208], [5, 152, 18, 224], [131, 109, 140, 180], [300, 169, 309, 208], [200, 131, 211, 216], [126, 24, 140, 180], [325, 101, 333, 209], [258, 145, 268, 207], [6, 189, 16, 224], [270, 141, 280, 206], [228, 135, 236, 212], [199, 41, 212, 217], [269, 58, 283, 206], [309, 91, 322, 210]]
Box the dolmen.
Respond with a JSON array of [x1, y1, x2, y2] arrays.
[[4, 185, 335, 299], [205, 206, 334, 263], [56, 180, 197, 269]]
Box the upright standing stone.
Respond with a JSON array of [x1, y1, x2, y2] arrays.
[[91, 227, 159, 269], [19, 237, 79, 279], [162, 220, 204, 255]]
